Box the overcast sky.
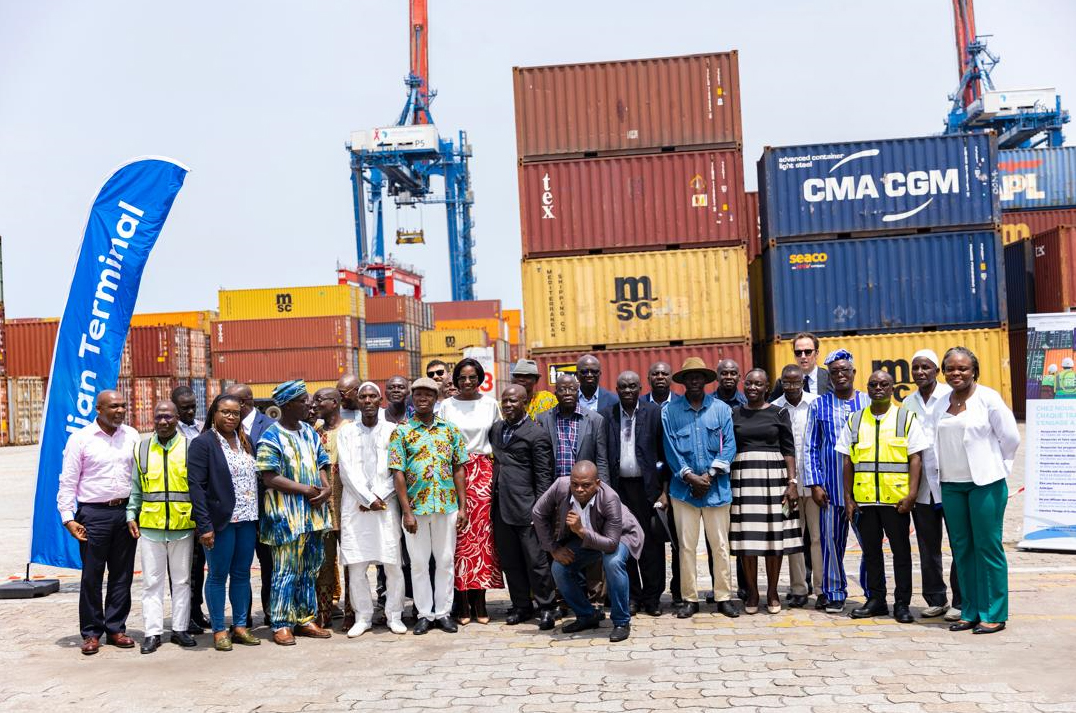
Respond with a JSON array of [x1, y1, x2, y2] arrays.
[[1, 0, 1073, 318]]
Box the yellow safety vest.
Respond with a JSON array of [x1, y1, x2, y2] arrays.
[[846, 405, 914, 505], [135, 435, 194, 531], [1057, 369, 1076, 398]]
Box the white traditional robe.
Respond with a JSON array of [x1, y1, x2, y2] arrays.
[[336, 418, 401, 566]]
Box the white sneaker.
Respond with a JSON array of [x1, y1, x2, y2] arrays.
[[387, 616, 407, 635], [922, 603, 949, 618], [347, 619, 372, 638], [944, 607, 962, 622]]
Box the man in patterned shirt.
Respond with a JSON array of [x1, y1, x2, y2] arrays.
[[256, 380, 334, 646], [390, 377, 469, 636]]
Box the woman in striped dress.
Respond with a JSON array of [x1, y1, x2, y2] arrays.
[[730, 368, 803, 615]]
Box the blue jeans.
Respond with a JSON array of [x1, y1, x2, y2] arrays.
[[204, 521, 258, 632], [551, 539, 631, 627]]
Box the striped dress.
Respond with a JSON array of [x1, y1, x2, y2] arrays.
[[730, 405, 803, 556]]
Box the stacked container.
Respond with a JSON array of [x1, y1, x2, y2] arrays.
[[423, 300, 506, 381], [753, 132, 1011, 404], [365, 294, 430, 382], [514, 52, 753, 391]]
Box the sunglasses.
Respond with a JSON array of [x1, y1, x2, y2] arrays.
[[577, 368, 600, 375], [794, 349, 816, 357], [427, 369, 446, 377]]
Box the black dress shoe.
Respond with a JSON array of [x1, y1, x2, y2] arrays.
[[676, 602, 699, 619], [949, 619, 979, 632], [893, 605, 914, 624], [170, 631, 198, 647], [786, 594, 809, 609], [190, 610, 211, 630], [562, 615, 601, 634], [736, 588, 747, 602], [537, 610, 557, 631], [705, 593, 716, 604], [717, 601, 740, 618], [505, 609, 535, 626], [643, 603, 662, 617], [628, 601, 639, 616], [435, 616, 458, 633], [850, 599, 890, 619], [186, 621, 205, 635], [973, 622, 1006, 635], [412, 618, 432, 635], [140, 635, 161, 654], [609, 624, 630, 642], [814, 594, 830, 610]]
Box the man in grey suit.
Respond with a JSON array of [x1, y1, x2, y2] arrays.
[[533, 460, 643, 642]]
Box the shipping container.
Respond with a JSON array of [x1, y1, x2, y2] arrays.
[[211, 316, 365, 352], [747, 257, 765, 343], [130, 325, 191, 378], [430, 300, 501, 323], [191, 377, 208, 422], [130, 310, 217, 334], [1031, 225, 1076, 313], [1008, 328, 1027, 419], [365, 295, 424, 325], [218, 284, 365, 321], [366, 323, 417, 353], [758, 133, 999, 241], [998, 146, 1076, 211], [433, 317, 507, 344], [213, 348, 364, 383], [206, 379, 222, 409], [744, 191, 762, 263], [1001, 207, 1076, 245], [509, 344, 525, 364], [249, 381, 337, 401], [7, 376, 44, 444], [0, 303, 6, 378], [504, 309, 523, 346], [763, 327, 1012, 407], [533, 342, 752, 394], [519, 150, 748, 257], [119, 339, 132, 378], [189, 330, 208, 378], [0, 378, 8, 445], [1003, 240, 1034, 328], [522, 247, 749, 352], [420, 329, 489, 356], [514, 52, 742, 159], [5, 320, 58, 377], [760, 231, 1005, 338], [130, 377, 176, 433], [367, 351, 416, 382]]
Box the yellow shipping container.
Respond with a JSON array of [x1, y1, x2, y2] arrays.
[[747, 258, 765, 344], [503, 309, 523, 346], [434, 317, 507, 344], [131, 310, 218, 333], [218, 285, 365, 321], [249, 380, 338, 400], [522, 247, 749, 353], [763, 328, 1012, 407], [420, 328, 488, 356]]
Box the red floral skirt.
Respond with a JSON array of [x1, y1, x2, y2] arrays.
[[454, 453, 503, 590]]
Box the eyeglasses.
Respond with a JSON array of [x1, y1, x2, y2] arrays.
[[218, 409, 241, 419], [794, 349, 815, 357], [427, 369, 446, 377]]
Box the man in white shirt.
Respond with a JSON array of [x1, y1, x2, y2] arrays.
[[902, 349, 961, 621], [772, 364, 820, 609]]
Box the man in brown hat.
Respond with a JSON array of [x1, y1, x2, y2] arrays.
[[660, 358, 739, 619]]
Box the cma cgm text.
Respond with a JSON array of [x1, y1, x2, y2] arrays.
[[803, 169, 959, 202]]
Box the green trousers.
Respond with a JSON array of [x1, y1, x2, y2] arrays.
[[940, 479, 1008, 623]]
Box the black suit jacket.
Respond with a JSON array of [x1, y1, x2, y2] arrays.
[[770, 365, 832, 401], [188, 430, 243, 535], [490, 417, 555, 526], [601, 401, 665, 503], [537, 407, 609, 483], [247, 410, 275, 450]]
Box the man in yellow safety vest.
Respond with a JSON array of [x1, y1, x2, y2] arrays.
[[126, 401, 198, 654], [836, 370, 929, 624]]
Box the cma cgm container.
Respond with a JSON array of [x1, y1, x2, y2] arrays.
[[1001, 207, 1076, 245], [1003, 240, 1034, 328], [130, 325, 191, 378], [519, 150, 748, 257], [212, 316, 365, 352], [763, 327, 1012, 407], [758, 133, 998, 241], [522, 247, 749, 352], [998, 146, 1076, 211], [533, 342, 751, 393], [218, 284, 365, 321], [1031, 226, 1076, 313], [514, 52, 742, 159], [761, 231, 1005, 338], [213, 348, 363, 382]]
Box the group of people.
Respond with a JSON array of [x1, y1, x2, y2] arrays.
[[57, 330, 1020, 655]]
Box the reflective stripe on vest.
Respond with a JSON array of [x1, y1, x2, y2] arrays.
[[136, 435, 193, 531], [847, 406, 913, 505]]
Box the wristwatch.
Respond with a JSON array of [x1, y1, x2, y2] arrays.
[[789, 478, 798, 486]]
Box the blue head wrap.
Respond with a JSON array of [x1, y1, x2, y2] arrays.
[[271, 379, 308, 406], [823, 349, 853, 366]]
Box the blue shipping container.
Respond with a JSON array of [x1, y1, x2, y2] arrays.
[[999, 146, 1076, 211], [758, 133, 998, 241], [761, 230, 1005, 338], [1003, 240, 1033, 328], [191, 378, 207, 421], [366, 323, 407, 352]]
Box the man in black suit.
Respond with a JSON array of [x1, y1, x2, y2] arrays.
[[602, 371, 667, 617], [491, 384, 557, 630], [576, 354, 619, 413], [770, 332, 832, 399]]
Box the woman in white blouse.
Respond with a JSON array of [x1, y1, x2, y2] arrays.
[[930, 347, 1020, 635], [439, 357, 503, 624]]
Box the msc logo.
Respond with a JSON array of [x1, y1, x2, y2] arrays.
[[275, 293, 293, 313], [789, 252, 828, 265], [610, 276, 657, 321]]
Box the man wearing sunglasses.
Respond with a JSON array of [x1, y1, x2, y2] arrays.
[[770, 332, 832, 400], [426, 359, 452, 406], [576, 354, 618, 413]]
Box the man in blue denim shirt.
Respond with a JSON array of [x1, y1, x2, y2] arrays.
[[661, 358, 739, 619]]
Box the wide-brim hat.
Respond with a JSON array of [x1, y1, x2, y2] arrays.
[[673, 357, 717, 385]]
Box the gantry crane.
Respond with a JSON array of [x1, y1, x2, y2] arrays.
[[944, 0, 1068, 147], [346, 0, 476, 300]]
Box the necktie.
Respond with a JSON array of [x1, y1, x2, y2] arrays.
[[804, 375, 812, 393]]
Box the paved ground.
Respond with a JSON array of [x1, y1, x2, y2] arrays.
[[2, 427, 1075, 713]]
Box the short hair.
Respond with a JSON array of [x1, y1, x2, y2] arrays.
[[792, 332, 820, 351], [452, 357, 486, 387], [426, 359, 448, 372], [171, 385, 195, 401], [781, 364, 804, 378], [942, 346, 980, 381]]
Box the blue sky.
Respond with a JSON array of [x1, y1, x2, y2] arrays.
[[1, 0, 1073, 317]]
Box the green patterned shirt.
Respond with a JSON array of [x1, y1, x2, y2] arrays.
[[388, 415, 467, 516], [255, 422, 332, 545]]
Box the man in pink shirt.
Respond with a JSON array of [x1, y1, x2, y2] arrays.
[[57, 390, 141, 655]]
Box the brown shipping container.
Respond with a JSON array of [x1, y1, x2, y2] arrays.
[[119, 339, 133, 378], [213, 348, 361, 382], [1008, 328, 1027, 419], [430, 300, 501, 323], [0, 303, 6, 378], [519, 150, 748, 258], [1002, 208, 1076, 245], [8, 376, 45, 445], [130, 326, 191, 378], [211, 316, 363, 352], [1031, 226, 1076, 313], [365, 295, 424, 325], [189, 330, 208, 378], [533, 342, 751, 394], [744, 191, 762, 263], [514, 52, 742, 159], [5, 320, 58, 377], [367, 351, 415, 382]]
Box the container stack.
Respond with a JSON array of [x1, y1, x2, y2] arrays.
[[212, 285, 367, 401], [753, 132, 1011, 404], [365, 294, 429, 382], [514, 52, 753, 392], [420, 300, 504, 379]]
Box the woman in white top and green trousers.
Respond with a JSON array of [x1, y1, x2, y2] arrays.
[[931, 347, 1020, 635]]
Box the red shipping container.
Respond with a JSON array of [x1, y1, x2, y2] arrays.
[[131, 377, 176, 433], [206, 378, 223, 406], [130, 326, 190, 378], [1002, 208, 1076, 245], [430, 300, 502, 323], [213, 348, 360, 382], [744, 191, 762, 263], [519, 150, 748, 258], [514, 52, 742, 159], [367, 351, 415, 382], [366, 295, 423, 325], [0, 302, 6, 377], [533, 342, 751, 394], [210, 316, 364, 352], [5, 320, 58, 377], [1031, 225, 1076, 313]]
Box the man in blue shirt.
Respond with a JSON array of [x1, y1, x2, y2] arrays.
[[661, 358, 739, 619]]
